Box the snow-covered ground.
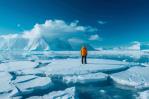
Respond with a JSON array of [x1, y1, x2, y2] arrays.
[[0, 50, 149, 99]]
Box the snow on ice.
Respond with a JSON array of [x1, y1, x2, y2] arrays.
[[62, 72, 108, 85], [0, 57, 130, 98], [39, 59, 129, 76], [10, 77, 53, 97], [0, 72, 12, 94], [1, 50, 149, 98], [111, 66, 149, 90], [0, 61, 38, 72], [27, 87, 76, 99]]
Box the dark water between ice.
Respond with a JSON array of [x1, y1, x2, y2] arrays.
[[76, 84, 138, 99]]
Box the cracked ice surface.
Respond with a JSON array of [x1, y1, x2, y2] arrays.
[[111, 66, 149, 89], [0, 58, 132, 99], [0, 61, 38, 72], [10, 77, 53, 97]]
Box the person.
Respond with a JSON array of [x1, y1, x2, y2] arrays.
[[80, 46, 87, 64]]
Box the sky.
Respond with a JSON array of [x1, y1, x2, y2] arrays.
[[0, 0, 149, 47]]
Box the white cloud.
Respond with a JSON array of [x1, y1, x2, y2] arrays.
[[98, 20, 107, 25], [89, 34, 101, 41], [22, 19, 97, 40], [0, 34, 19, 39], [0, 19, 101, 50], [128, 41, 140, 50]]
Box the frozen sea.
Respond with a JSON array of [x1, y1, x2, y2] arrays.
[[0, 50, 149, 99]]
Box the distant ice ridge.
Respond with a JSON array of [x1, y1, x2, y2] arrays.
[[0, 34, 94, 51], [0, 20, 98, 51], [25, 37, 49, 51]]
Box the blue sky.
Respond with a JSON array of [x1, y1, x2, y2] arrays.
[[0, 0, 149, 47]]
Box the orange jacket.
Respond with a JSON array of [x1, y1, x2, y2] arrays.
[[81, 47, 87, 56]]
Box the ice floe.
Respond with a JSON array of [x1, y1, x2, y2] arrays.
[[27, 87, 76, 99], [111, 66, 149, 90], [0, 57, 142, 99], [10, 77, 53, 97], [138, 90, 149, 99], [62, 72, 108, 85], [0, 61, 38, 72], [39, 59, 129, 76], [0, 72, 12, 94]]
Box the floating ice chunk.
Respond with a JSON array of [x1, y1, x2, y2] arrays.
[[26, 87, 76, 99], [111, 66, 149, 89], [43, 87, 76, 99], [138, 90, 149, 99], [11, 77, 53, 96], [0, 93, 12, 99], [0, 61, 38, 72], [40, 59, 128, 76], [0, 72, 12, 94], [63, 72, 108, 85], [14, 69, 46, 77]]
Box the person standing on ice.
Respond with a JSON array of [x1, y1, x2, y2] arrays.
[[81, 46, 87, 64]]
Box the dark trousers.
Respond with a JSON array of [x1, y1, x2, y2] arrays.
[[82, 56, 87, 64]]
